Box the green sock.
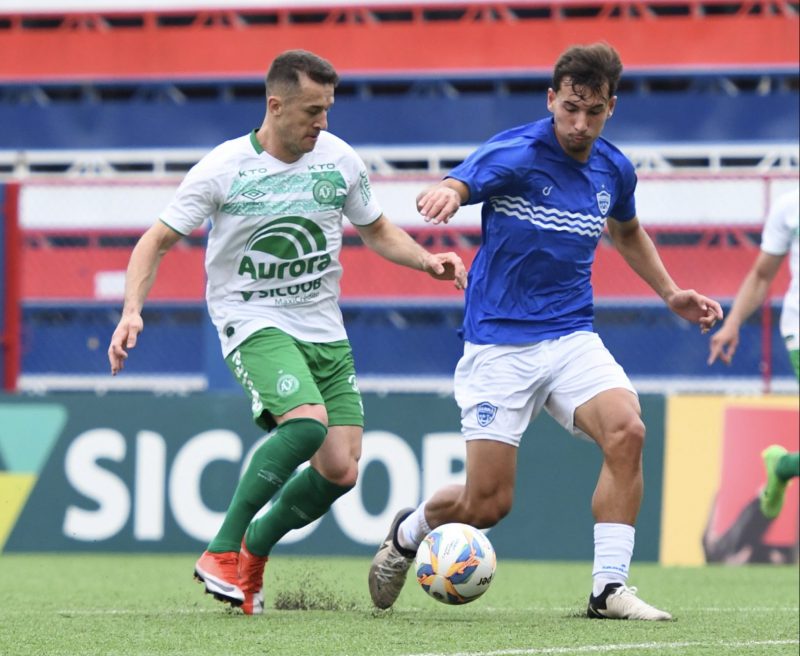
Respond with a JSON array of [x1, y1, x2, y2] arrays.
[[245, 466, 352, 556], [776, 452, 800, 481], [208, 418, 327, 553]]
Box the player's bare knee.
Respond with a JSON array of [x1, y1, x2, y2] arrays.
[[462, 495, 512, 528], [472, 505, 510, 529], [317, 458, 358, 488], [337, 463, 359, 489], [602, 417, 645, 464]]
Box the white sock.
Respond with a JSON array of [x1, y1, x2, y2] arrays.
[[592, 522, 635, 597], [397, 504, 430, 551]]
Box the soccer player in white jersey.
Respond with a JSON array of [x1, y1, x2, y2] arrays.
[[107, 50, 466, 614], [708, 188, 800, 520], [368, 43, 723, 621]]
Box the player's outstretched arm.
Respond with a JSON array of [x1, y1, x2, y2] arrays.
[[108, 221, 183, 375], [355, 215, 467, 290], [607, 216, 723, 333], [416, 178, 469, 225], [707, 250, 784, 365]]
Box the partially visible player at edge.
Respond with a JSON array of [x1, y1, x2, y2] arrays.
[[107, 49, 467, 615], [368, 42, 723, 621], [708, 188, 800, 520]]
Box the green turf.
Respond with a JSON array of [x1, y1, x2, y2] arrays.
[[0, 554, 797, 656]]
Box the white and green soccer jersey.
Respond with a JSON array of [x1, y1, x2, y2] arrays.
[[760, 189, 799, 350], [160, 130, 382, 356]]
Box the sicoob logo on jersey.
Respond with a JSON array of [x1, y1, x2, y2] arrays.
[[237, 216, 331, 281]]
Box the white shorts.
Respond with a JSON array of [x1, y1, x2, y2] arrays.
[[454, 331, 636, 446]]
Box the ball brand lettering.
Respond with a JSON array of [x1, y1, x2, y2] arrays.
[[237, 253, 332, 280]]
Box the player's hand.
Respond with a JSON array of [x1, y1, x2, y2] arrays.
[[666, 289, 723, 334], [707, 322, 739, 366], [422, 252, 467, 290], [108, 312, 144, 375], [417, 185, 462, 225]]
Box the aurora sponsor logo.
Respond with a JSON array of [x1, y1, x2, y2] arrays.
[[237, 216, 331, 281]]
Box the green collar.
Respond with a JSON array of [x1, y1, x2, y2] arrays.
[[249, 129, 263, 154]]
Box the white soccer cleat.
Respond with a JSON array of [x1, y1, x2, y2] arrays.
[[368, 508, 416, 609], [587, 583, 672, 621]]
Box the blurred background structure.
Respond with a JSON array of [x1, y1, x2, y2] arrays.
[[0, 0, 798, 395]]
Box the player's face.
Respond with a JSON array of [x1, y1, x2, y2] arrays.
[[269, 73, 334, 162], [547, 78, 616, 162]]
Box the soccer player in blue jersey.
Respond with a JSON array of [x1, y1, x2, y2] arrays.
[[368, 42, 723, 620]]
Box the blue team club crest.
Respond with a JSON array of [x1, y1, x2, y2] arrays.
[[476, 402, 498, 427], [596, 189, 611, 216]]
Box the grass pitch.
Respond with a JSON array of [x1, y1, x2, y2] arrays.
[[0, 554, 797, 656]]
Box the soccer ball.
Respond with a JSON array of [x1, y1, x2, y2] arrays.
[[415, 522, 496, 605]]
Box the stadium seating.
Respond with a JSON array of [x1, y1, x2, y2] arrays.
[[0, 1, 798, 147]]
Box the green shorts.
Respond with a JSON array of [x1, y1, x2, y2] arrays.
[[226, 327, 364, 431]]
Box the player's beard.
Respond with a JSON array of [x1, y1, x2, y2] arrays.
[[565, 134, 593, 157]]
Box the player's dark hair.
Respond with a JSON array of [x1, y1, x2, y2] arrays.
[[266, 49, 339, 96], [552, 42, 623, 99]]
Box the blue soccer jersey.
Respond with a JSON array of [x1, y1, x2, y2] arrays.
[[448, 117, 637, 345]]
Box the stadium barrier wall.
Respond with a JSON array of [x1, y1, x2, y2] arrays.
[[1, 92, 798, 149], [11, 175, 800, 391], [17, 301, 796, 383], [0, 391, 664, 562]]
